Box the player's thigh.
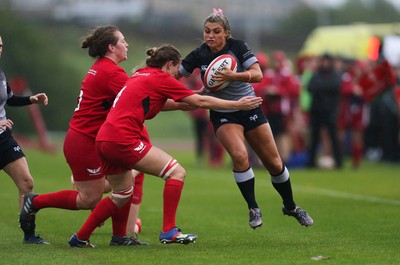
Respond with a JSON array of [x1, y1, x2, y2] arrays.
[[245, 123, 282, 173], [215, 124, 247, 157]]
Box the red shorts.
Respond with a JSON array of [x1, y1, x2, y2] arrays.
[[96, 139, 152, 175], [338, 102, 365, 131], [63, 129, 104, 181]]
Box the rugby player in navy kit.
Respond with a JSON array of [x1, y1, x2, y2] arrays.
[[0, 35, 49, 244], [176, 9, 314, 229]]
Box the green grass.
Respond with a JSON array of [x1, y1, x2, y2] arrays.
[[1, 149, 400, 265]]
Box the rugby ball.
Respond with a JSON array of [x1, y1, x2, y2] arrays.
[[204, 54, 237, 91]]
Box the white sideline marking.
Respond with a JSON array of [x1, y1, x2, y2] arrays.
[[296, 186, 400, 206]]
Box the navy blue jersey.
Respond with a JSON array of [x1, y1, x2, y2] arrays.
[[179, 38, 258, 112]]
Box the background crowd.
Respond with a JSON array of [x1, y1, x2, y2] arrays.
[[181, 49, 400, 169]]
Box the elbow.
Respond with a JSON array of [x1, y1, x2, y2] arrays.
[[252, 72, 263, 83], [195, 102, 208, 109]]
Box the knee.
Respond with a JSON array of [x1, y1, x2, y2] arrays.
[[168, 165, 186, 181], [77, 192, 103, 210], [159, 159, 185, 181], [111, 186, 134, 207], [230, 151, 249, 169], [266, 158, 284, 175], [18, 176, 34, 194]]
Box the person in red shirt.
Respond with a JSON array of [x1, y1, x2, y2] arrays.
[[337, 59, 367, 168], [19, 26, 145, 245], [67, 44, 262, 247]]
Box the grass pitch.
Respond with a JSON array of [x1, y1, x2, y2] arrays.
[[1, 149, 399, 265]]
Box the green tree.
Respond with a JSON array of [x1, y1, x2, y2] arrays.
[[0, 11, 81, 133], [279, 0, 400, 38], [330, 0, 400, 25]]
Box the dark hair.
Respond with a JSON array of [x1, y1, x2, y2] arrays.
[[145, 44, 181, 69], [81, 26, 119, 58], [203, 10, 232, 39]]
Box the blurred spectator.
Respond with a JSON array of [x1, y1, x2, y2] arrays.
[[337, 58, 368, 168], [254, 50, 299, 164], [251, 51, 269, 167], [361, 55, 398, 162], [297, 56, 318, 115], [307, 53, 342, 169]]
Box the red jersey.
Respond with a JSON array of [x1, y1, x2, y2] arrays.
[[359, 60, 396, 102], [69, 58, 128, 139], [96, 67, 195, 143]]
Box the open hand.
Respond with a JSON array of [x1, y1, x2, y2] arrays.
[[237, 96, 263, 110]]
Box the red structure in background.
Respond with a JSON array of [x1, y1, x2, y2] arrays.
[[8, 77, 55, 152]]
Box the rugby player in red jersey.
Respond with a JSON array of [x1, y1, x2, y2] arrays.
[[68, 44, 262, 247], [19, 26, 146, 246]]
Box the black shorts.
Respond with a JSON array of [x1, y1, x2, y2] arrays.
[[0, 130, 25, 170], [210, 106, 268, 134]]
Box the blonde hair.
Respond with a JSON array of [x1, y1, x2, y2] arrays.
[[203, 9, 232, 39]]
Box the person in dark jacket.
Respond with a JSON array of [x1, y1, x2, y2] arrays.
[[307, 53, 342, 168]]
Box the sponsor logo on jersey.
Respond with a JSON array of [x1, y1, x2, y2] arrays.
[[220, 118, 228, 123], [201, 65, 208, 72], [86, 166, 101, 176], [249, 114, 258, 122], [134, 141, 146, 153], [13, 146, 21, 152], [133, 72, 150, 77], [88, 69, 97, 76]]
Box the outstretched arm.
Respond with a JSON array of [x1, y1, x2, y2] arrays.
[[162, 99, 196, 111], [180, 94, 262, 111], [7, 93, 48, 106]]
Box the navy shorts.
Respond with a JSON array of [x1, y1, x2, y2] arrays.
[[210, 106, 268, 134], [0, 130, 25, 170]]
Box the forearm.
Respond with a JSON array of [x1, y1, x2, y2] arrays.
[[162, 99, 193, 111], [236, 69, 263, 83], [6, 95, 32, 106], [189, 95, 239, 110]]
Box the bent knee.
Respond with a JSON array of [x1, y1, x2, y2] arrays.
[[265, 158, 284, 175], [18, 177, 34, 194], [168, 164, 186, 181], [230, 152, 250, 170], [77, 193, 103, 210], [159, 158, 185, 181]]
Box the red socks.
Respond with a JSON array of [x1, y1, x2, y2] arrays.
[[352, 144, 363, 168], [162, 179, 184, 232], [76, 196, 133, 240], [111, 200, 131, 237], [33, 190, 78, 210], [76, 197, 118, 240], [132, 173, 144, 204]]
